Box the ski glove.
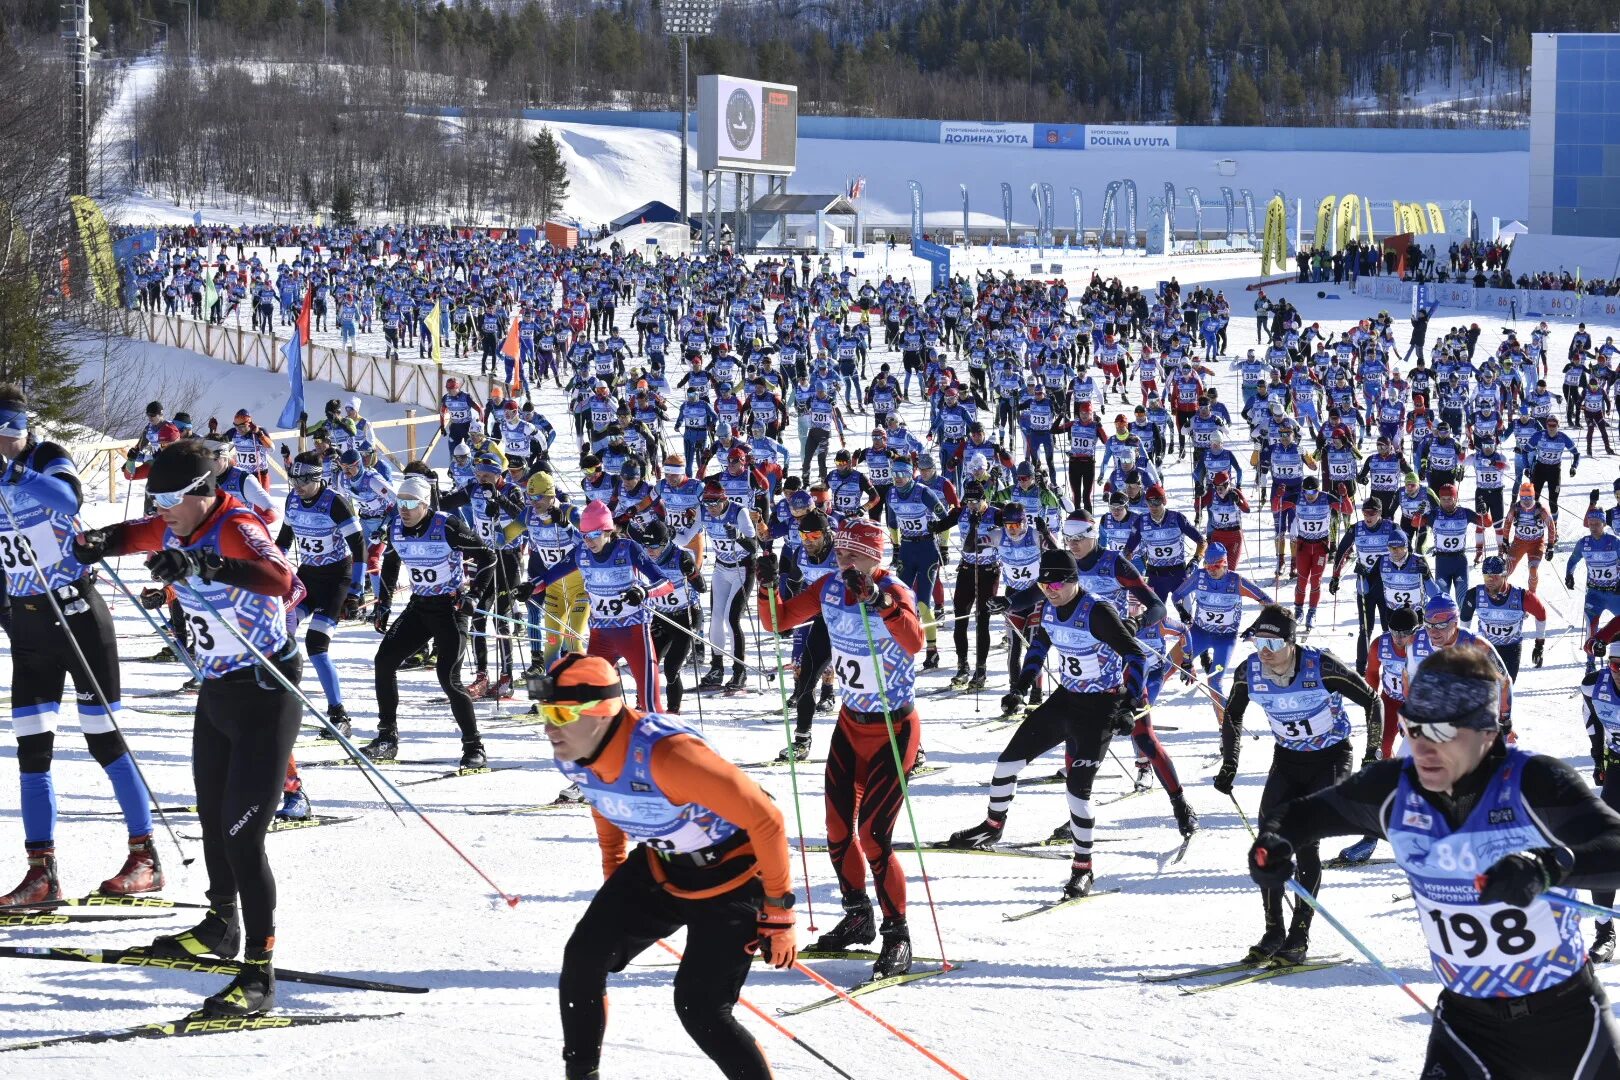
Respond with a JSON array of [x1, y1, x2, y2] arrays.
[[72, 527, 114, 565], [1476, 847, 1572, 907], [147, 547, 222, 585], [755, 551, 778, 585], [455, 594, 478, 619], [622, 584, 647, 607], [372, 603, 391, 634], [753, 904, 797, 970], [840, 567, 879, 607], [1212, 761, 1237, 795], [984, 595, 1011, 614], [1532, 640, 1544, 668], [1247, 833, 1296, 888], [1568, 572, 1577, 591], [138, 586, 168, 611], [999, 692, 1024, 716], [509, 580, 536, 605], [1327, 576, 1340, 596]]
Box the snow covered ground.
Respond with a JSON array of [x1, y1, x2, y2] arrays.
[[5, 268, 1620, 1078]]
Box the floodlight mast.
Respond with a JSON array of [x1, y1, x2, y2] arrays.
[[662, 0, 719, 246]]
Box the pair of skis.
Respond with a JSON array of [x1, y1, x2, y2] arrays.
[[0, 894, 210, 927], [1141, 954, 1349, 994], [778, 963, 962, 1017], [0, 945, 428, 1051]]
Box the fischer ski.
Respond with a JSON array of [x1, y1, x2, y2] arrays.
[[0, 895, 210, 914], [467, 802, 585, 816], [0, 910, 180, 927], [777, 965, 958, 1017], [1323, 857, 1397, 870], [0, 1011, 403, 1053], [1175, 957, 1351, 995], [398, 766, 520, 787], [1140, 958, 1273, 984], [0, 946, 431, 994], [183, 815, 358, 840], [1001, 886, 1122, 922]]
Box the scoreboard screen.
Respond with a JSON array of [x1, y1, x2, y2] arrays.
[[697, 75, 798, 175]]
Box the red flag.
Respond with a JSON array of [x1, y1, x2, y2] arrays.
[[502, 315, 524, 397], [296, 285, 314, 346]]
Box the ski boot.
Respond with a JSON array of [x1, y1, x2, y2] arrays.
[[520, 661, 545, 682], [493, 674, 515, 700], [698, 661, 725, 690], [1274, 924, 1311, 966], [1593, 921, 1616, 963], [775, 735, 811, 764], [921, 647, 940, 671], [1243, 922, 1286, 963], [321, 704, 352, 740], [1047, 821, 1071, 845], [459, 741, 488, 771], [1292, 604, 1303, 623], [1135, 758, 1153, 789], [1336, 836, 1377, 865], [151, 904, 242, 960], [723, 665, 748, 692], [1027, 684, 1043, 709], [1062, 860, 1094, 900], [360, 727, 399, 763], [0, 849, 60, 907], [99, 836, 163, 895], [200, 944, 274, 1017], [179, 676, 200, 693], [812, 891, 876, 951], [552, 782, 586, 804], [966, 668, 988, 691], [872, 917, 912, 978], [942, 818, 1003, 850], [465, 672, 491, 701], [816, 682, 836, 714], [909, 746, 927, 772], [1305, 607, 1316, 633], [1171, 794, 1199, 838], [949, 662, 971, 691], [275, 790, 311, 822], [144, 645, 178, 663]]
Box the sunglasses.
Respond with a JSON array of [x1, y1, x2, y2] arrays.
[[1252, 635, 1288, 651], [537, 700, 599, 727], [798, 529, 826, 544], [1038, 576, 1077, 588], [398, 497, 424, 510], [1424, 615, 1458, 629], [152, 473, 211, 509], [1398, 717, 1459, 744], [582, 528, 609, 541], [291, 470, 323, 484]]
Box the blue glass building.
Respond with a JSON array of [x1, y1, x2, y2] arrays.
[[1530, 33, 1620, 238]]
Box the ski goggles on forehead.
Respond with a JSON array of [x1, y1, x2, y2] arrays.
[[1062, 520, 1097, 540], [151, 473, 211, 509]]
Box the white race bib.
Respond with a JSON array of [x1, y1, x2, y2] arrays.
[[1413, 892, 1556, 968]]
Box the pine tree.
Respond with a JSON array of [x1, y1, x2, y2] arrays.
[[1223, 69, 1263, 126], [330, 180, 357, 227], [0, 206, 85, 429], [528, 127, 570, 225]]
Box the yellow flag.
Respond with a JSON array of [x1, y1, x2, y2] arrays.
[[427, 300, 442, 364]]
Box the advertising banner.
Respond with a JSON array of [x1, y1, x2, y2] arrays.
[[940, 122, 1034, 148], [1084, 125, 1176, 150], [1034, 123, 1085, 149]]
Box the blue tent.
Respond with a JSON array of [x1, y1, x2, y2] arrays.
[[609, 201, 692, 232]]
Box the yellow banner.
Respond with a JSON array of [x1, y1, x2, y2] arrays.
[[1335, 194, 1360, 251], [68, 195, 119, 304], [1261, 196, 1288, 275], [1315, 195, 1337, 253], [1425, 202, 1446, 233]]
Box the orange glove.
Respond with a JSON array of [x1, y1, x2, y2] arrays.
[[754, 903, 797, 970]]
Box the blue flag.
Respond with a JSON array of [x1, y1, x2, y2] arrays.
[[277, 287, 312, 429]]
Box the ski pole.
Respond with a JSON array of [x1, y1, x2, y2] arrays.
[[652, 942, 854, 1080], [856, 597, 953, 972], [791, 959, 971, 1080], [0, 492, 197, 871], [765, 584, 819, 932], [175, 580, 523, 907], [1282, 879, 1433, 1016], [100, 560, 400, 821], [1228, 792, 1256, 839], [1516, 891, 1620, 923]]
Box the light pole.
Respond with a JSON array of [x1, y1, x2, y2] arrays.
[[1122, 50, 1143, 120], [662, 0, 719, 244], [1431, 31, 1456, 114]]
